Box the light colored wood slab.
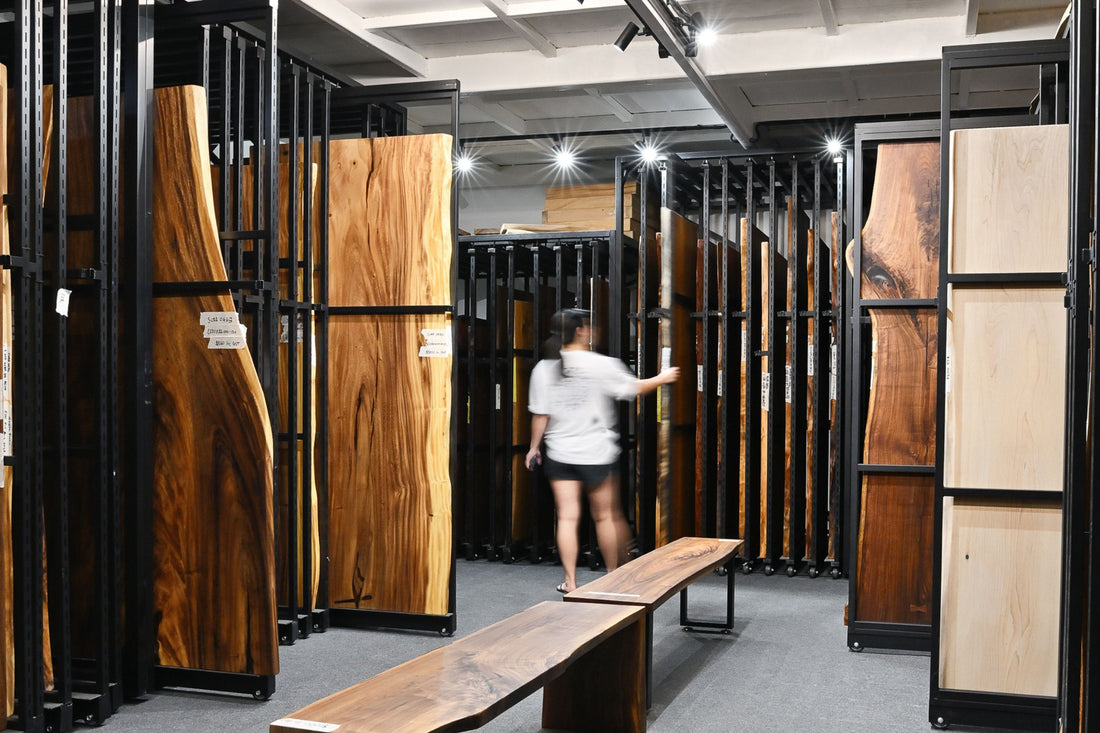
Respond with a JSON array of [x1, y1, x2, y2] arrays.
[[949, 125, 1069, 274], [944, 288, 1066, 491], [271, 601, 646, 733], [566, 536, 743, 607], [327, 134, 453, 616], [828, 213, 841, 562], [939, 498, 1061, 696], [151, 85, 278, 674]]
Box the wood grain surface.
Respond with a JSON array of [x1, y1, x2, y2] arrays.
[[828, 213, 841, 562], [939, 498, 1061, 696], [851, 141, 939, 625], [327, 135, 453, 616], [0, 62, 12, 720], [949, 125, 1069, 274], [760, 242, 787, 560], [804, 232, 817, 559], [151, 85, 278, 674], [566, 536, 743, 607], [695, 238, 718, 535], [270, 601, 646, 733], [717, 241, 741, 539], [656, 210, 697, 546], [739, 221, 766, 548]]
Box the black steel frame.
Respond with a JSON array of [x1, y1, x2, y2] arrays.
[[845, 118, 941, 654], [928, 38, 1069, 732]]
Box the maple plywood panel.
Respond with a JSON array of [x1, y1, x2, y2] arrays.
[[151, 86, 277, 675], [943, 288, 1066, 491], [328, 314, 452, 615], [949, 125, 1069, 275], [327, 136, 452, 308], [655, 211, 697, 546], [939, 498, 1061, 696]]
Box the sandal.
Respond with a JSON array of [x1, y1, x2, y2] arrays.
[[556, 582, 573, 594]]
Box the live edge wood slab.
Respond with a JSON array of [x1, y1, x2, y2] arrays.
[[270, 601, 646, 733]]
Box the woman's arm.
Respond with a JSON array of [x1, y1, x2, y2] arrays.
[[635, 366, 680, 396], [526, 414, 549, 469]]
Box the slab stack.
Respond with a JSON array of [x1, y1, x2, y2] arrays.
[[541, 182, 658, 243]]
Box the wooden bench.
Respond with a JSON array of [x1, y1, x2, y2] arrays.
[[270, 601, 647, 733], [564, 536, 744, 706]]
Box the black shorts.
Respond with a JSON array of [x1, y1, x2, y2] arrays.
[[541, 455, 616, 488]]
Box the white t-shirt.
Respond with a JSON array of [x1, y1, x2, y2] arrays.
[[527, 349, 639, 465]]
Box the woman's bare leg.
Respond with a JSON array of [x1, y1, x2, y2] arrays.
[[587, 472, 631, 571], [551, 479, 583, 591]]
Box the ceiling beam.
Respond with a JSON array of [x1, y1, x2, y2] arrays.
[[966, 0, 981, 36], [464, 99, 530, 136], [287, 0, 427, 76], [362, 0, 623, 31], [481, 0, 557, 58], [623, 0, 756, 146], [817, 0, 838, 36], [584, 87, 635, 123]]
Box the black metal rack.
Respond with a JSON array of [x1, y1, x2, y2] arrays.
[[928, 38, 1069, 732], [845, 119, 941, 654]]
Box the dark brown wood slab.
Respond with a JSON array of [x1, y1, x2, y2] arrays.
[[0, 61, 12, 720], [151, 85, 278, 674], [739, 221, 766, 550], [270, 601, 646, 733], [565, 536, 743, 608], [851, 141, 939, 626]]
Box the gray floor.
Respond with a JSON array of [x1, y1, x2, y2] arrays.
[[103, 561, 939, 732]]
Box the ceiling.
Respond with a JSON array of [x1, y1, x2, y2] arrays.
[[279, 0, 1068, 185]]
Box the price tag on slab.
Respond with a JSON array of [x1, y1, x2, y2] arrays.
[[761, 373, 770, 411], [807, 343, 815, 377], [741, 326, 747, 362], [697, 365, 704, 392], [200, 311, 239, 326], [419, 327, 452, 358], [717, 369, 723, 398], [208, 336, 247, 350], [661, 347, 672, 370], [785, 365, 792, 404], [55, 288, 72, 317]]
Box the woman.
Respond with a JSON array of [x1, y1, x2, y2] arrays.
[[526, 308, 679, 593]]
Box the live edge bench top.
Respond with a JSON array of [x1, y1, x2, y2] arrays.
[[270, 601, 646, 733], [565, 537, 744, 608]]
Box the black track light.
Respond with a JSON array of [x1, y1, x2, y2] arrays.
[[615, 22, 640, 52]]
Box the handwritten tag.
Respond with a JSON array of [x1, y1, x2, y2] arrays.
[[56, 288, 72, 317], [200, 311, 239, 326]]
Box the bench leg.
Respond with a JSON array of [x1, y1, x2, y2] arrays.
[[543, 616, 646, 733], [679, 559, 735, 633]]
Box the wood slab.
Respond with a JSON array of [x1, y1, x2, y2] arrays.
[[656, 210, 697, 546], [760, 242, 787, 560], [828, 213, 841, 562], [695, 238, 719, 535], [717, 241, 742, 539], [566, 536, 743, 608], [0, 61, 11, 720], [939, 498, 1061, 696], [270, 601, 646, 733], [327, 135, 453, 615], [851, 141, 939, 626], [151, 85, 278, 674]]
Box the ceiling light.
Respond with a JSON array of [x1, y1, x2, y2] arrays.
[[615, 22, 640, 52], [696, 26, 717, 47], [825, 137, 843, 162], [553, 145, 577, 171], [455, 151, 475, 175], [638, 141, 662, 165]]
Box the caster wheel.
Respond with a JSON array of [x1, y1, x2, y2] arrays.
[[721, 629, 733, 635], [253, 690, 270, 701], [786, 565, 796, 577], [808, 567, 819, 579], [931, 716, 948, 729], [763, 565, 774, 576], [830, 567, 841, 579], [440, 628, 454, 638], [682, 627, 694, 633], [715, 566, 728, 577], [849, 641, 863, 652], [741, 562, 753, 575]]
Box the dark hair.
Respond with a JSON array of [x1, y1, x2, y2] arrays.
[[544, 308, 591, 378]]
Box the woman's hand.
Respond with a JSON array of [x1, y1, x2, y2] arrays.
[[658, 366, 680, 384], [525, 446, 541, 471]]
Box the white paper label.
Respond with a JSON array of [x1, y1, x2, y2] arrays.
[[495, 383, 502, 411], [204, 324, 241, 338], [3, 344, 10, 381], [200, 311, 239, 326], [807, 343, 815, 377], [761, 373, 770, 411], [785, 365, 793, 404], [311, 332, 318, 368], [945, 352, 952, 394], [831, 343, 838, 375], [418, 344, 450, 358], [421, 327, 451, 345], [741, 326, 747, 362], [271, 720, 340, 732], [697, 365, 704, 392], [55, 288, 72, 317], [208, 336, 247, 350], [830, 372, 838, 401], [661, 347, 671, 370], [279, 315, 306, 344], [717, 369, 723, 398]]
